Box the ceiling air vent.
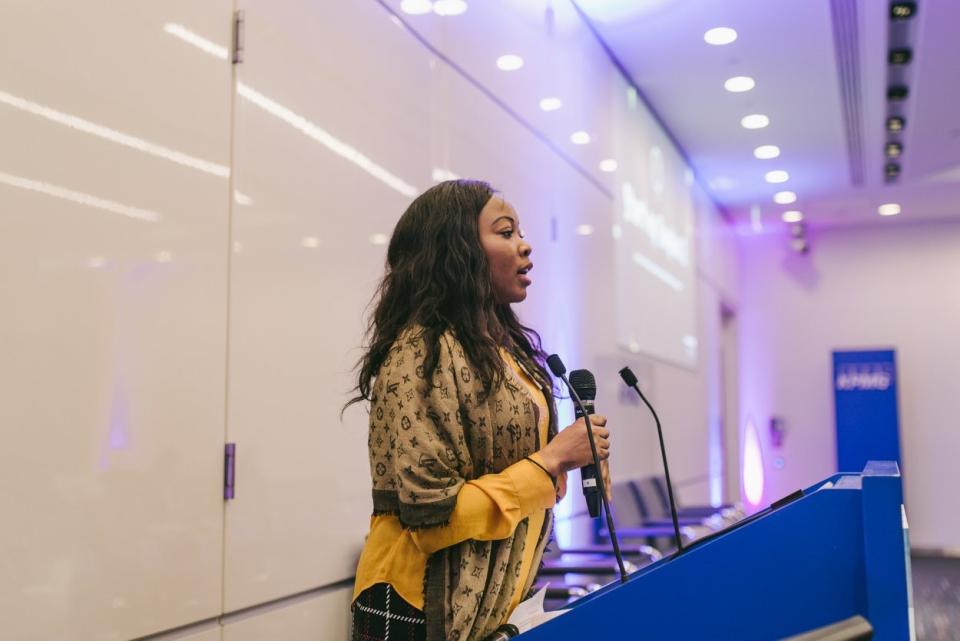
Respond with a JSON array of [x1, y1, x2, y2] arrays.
[[830, 0, 865, 187]]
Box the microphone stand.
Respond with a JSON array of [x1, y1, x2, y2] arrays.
[[548, 355, 628, 584], [619, 367, 684, 553]]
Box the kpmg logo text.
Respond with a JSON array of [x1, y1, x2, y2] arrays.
[[835, 363, 895, 391]]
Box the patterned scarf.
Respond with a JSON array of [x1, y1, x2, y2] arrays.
[[368, 327, 556, 641]]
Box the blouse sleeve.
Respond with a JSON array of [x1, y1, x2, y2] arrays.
[[409, 453, 556, 555]]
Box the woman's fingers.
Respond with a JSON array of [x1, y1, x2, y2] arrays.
[[591, 426, 610, 440]]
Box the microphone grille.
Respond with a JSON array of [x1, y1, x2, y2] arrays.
[[546, 354, 566, 376], [568, 369, 597, 400], [618, 367, 638, 387]]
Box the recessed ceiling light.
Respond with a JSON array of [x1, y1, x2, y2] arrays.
[[433, 0, 467, 16], [496, 54, 524, 71], [570, 131, 591, 145], [782, 210, 803, 223], [539, 97, 563, 111], [754, 145, 780, 159], [156, 251, 173, 262], [400, 0, 433, 15], [765, 170, 789, 183], [576, 224, 594, 236], [886, 116, 905, 133], [704, 27, 738, 45], [878, 203, 901, 216], [370, 233, 389, 245], [885, 142, 903, 158], [87, 256, 107, 269], [724, 76, 755, 92], [773, 190, 797, 204], [741, 114, 770, 129], [599, 159, 618, 172], [302, 236, 320, 249]]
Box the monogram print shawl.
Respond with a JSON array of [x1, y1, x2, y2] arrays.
[[367, 327, 557, 641]]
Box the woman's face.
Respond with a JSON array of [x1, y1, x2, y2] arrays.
[[477, 196, 533, 304]]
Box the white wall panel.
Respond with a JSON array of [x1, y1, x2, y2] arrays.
[[224, 0, 431, 610], [222, 586, 353, 641], [0, 2, 233, 640]]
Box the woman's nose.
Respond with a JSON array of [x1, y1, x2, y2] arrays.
[[520, 241, 532, 257]]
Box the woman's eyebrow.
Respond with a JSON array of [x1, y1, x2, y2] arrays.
[[491, 215, 516, 226]]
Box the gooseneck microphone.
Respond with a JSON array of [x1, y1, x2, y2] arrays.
[[547, 354, 627, 584], [569, 369, 601, 518], [619, 366, 684, 553]]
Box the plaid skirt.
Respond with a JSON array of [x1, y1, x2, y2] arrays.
[[352, 583, 426, 641]]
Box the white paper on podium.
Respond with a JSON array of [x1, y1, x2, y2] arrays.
[[507, 585, 569, 633]]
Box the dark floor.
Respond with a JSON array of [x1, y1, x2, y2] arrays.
[[912, 554, 960, 641]]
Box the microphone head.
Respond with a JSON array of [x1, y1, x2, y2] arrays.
[[569, 369, 597, 401], [546, 354, 566, 377], [618, 366, 639, 387]]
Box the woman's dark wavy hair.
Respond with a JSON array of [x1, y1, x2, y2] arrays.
[[346, 179, 551, 409]]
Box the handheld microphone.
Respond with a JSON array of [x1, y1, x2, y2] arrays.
[[619, 366, 684, 553], [569, 369, 600, 518], [547, 354, 628, 584]]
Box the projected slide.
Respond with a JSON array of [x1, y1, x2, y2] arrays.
[[612, 85, 698, 368]]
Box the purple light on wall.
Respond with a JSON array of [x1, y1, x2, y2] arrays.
[[743, 418, 765, 506]]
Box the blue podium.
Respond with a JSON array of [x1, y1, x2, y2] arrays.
[[522, 461, 912, 641]]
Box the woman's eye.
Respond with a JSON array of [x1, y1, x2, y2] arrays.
[[499, 229, 514, 238]]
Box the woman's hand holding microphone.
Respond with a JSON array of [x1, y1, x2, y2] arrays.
[[537, 416, 611, 501]]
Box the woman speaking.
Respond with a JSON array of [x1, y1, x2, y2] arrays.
[[347, 180, 610, 641]]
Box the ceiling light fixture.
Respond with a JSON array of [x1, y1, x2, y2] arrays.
[[765, 170, 789, 183], [754, 145, 780, 159], [496, 54, 524, 71], [889, 48, 912, 65], [878, 203, 901, 216], [887, 85, 909, 101], [773, 190, 797, 204], [741, 114, 770, 129], [599, 159, 618, 172], [885, 142, 903, 158], [369, 233, 389, 245], [886, 116, 905, 132], [539, 97, 562, 111], [724, 76, 755, 93], [885, 163, 901, 181], [570, 131, 591, 145], [576, 224, 594, 236], [890, 2, 917, 20], [782, 210, 803, 223], [704, 27, 738, 45]]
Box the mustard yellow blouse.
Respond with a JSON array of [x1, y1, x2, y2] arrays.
[[353, 351, 555, 616]]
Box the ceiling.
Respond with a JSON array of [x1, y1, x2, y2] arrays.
[[577, 0, 960, 232]]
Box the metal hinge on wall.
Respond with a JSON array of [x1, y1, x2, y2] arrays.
[[224, 443, 236, 500], [232, 11, 245, 64]]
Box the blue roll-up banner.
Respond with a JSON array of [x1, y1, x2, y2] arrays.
[[832, 349, 901, 473]]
